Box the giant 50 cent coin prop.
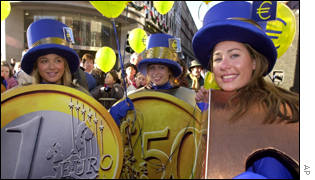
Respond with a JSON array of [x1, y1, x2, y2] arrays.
[[118, 90, 205, 179], [1, 85, 123, 179]]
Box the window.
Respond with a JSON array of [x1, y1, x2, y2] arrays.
[[24, 10, 118, 50]]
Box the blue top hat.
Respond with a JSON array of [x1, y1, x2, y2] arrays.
[[137, 33, 182, 77], [21, 19, 79, 75], [192, 1, 277, 75]]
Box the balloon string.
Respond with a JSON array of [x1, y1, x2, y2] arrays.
[[122, 5, 128, 62], [112, 20, 128, 97]]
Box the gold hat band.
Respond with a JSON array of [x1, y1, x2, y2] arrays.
[[31, 37, 70, 48], [227, 17, 263, 30], [143, 47, 178, 62]]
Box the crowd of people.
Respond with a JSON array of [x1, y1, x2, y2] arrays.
[[1, 48, 203, 103], [1, 19, 204, 107], [1, 1, 299, 178], [2, 50, 205, 98]]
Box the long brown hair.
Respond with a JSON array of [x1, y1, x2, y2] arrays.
[[211, 43, 299, 124], [31, 59, 72, 86]]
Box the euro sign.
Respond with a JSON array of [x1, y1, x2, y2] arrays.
[[257, 1, 272, 20], [265, 18, 286, 49], [264, 2, 296, 59], [168, 38, 181, 53], [63, 27, 75, 44]]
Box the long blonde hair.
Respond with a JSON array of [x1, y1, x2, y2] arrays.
[[211, 43, 299, 124], [31, 59, 72, 86]]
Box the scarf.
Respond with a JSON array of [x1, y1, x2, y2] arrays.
[[189, 74, 199, 90], [151, 82, 173, 90]]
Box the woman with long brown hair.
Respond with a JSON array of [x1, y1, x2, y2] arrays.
[[193, 1, 298, 179]]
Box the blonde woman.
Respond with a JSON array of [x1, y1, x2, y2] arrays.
[[21, 19, 89, 94]]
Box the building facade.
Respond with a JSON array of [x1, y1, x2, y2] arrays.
[[1, 1, 197, 69]]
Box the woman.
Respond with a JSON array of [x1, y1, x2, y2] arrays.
[[195, 40, 298, 123], [1, 62, 18, 90], [135, 72, 147, 89], [192, 1, 298, 179], [82, 53, 95, 74], [21, 19, 89, 94], [125, 63, 138, 92], [31, 53, 71, 85], [91, 70, 124, 109], [110, 33, 195, 125], [137, 33, 182, 90]]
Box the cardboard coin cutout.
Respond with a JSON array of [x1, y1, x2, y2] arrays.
[[1, 85, 123, 179], [118, 89, 205, 179]]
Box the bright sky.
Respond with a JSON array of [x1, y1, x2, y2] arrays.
[[186, 1, 218, 30], [186, 1, 206, 30]]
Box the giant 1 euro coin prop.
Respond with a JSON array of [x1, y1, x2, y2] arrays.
[[1, 84, 123, 179]]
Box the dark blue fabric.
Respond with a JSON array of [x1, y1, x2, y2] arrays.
[[21, 19, 80, 75], [197, 102, 209, 112], [233, 156, 293, 179], [249, 156, 293, 179], [234, 171, 267, 179], [151, 82, 173, 90], [40, 81, 58, 84], [85, 72, 96, 91], [110, 97, 134, 126], [146, 33, 173, 49], [3, 79, 8, 88], [137, 33, 182, 78]]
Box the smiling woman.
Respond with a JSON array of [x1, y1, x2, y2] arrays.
[[33, 54, 68, 85], [109, 33, 196, 126], [147, 64, 171, 87], [20, 18, 90, 95], [211, 41, 256, 92], [192, 1, 299, 179]]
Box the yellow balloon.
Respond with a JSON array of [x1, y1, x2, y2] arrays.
[[90, 1, 127, 18], [1, 1, 11, 22], [204, 72, 220, 90], [153, 1, 174, 15], [95, 47, 116, 73], [203, 1, 212, 5], [128, 28, 147, 54], [265, 2, 296, 59]]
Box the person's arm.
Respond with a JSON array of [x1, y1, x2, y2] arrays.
[[109, 97, 134, 126], [6, 77, 18, 89], [90, 85, 102, 99], [113, 84, 124, 100], [195, 86, 209, 112], [234, 156, 294, 179], [234, 148, 298, 179]]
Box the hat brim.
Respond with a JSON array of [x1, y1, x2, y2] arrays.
[[137, 58, 182, 78], [192, 20, 277, 75], [189, 65, 202, 71], [21, 44, 80, 75]]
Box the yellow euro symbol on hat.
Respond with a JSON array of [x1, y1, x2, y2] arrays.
[[257, 1, 272, 20], [168, 38, 181, 52], [171, 40, 177, 51]]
